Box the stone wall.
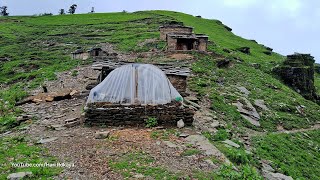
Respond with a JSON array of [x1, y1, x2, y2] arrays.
[[84, 102, 194, 126], [167, 36, 178, 51], [274, 53, 319, 102], [167, 74, 187, 96], [71, 52, 89, 60], [160, 26, 193, 40], [198, 37, 208, 52]]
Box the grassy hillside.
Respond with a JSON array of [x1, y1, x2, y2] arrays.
[[0, 10, 319, 179]]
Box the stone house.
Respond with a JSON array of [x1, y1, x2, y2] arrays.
[[159, 25, 209, 52], [159, 25, 193, 40]]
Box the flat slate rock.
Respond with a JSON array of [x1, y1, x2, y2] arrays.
[[262, 171, 294, 180], [222, 140, 241, 148], [163, 141, 178, 148], [37, 137, 58, 144], [237, 86, 250, 97], [7, 172, 32, 180], [254, 99, 269, 111], [232, 98, 260, 127], [185, 135, 230, 164]]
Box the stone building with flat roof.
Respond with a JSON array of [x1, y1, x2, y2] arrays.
[[159, 25, 209, 52]]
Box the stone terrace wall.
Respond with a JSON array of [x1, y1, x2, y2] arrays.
[[84, 102, 194, 126]]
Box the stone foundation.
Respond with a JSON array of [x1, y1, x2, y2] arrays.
[[84, 102, 194, 126]]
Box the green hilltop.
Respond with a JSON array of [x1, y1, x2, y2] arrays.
[[0, 10, 319, 179]]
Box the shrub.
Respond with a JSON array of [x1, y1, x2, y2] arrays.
[[145, 117, 157, 128]]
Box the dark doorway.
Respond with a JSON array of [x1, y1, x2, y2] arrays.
[[176, 38, 194, 50], [95, 50, 99, 56]]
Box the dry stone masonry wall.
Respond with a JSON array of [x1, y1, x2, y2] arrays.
[[84, 102, 194, 126]]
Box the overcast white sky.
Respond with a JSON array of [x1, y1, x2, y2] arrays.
[[1, 0, 319, 63]]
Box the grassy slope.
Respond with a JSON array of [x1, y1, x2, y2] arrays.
[[0, 11, 320, 178], [253, 130, 320, 179], [152, 10, 320, 131]]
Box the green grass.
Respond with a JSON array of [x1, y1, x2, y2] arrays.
[[0, 136, 62, 179], [253, 130, 320, 180], [109, 152, 182, 179], [1, 10, 320, 179], [109, 151, 262, 180], [150, 129, 178, 140], [190, 54, 320, 131], [181, 149, 202, 156]]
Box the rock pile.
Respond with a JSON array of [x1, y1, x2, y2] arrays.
[[274, 53, 319, 103]]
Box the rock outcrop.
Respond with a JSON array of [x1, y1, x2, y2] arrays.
[[274, 53, 319, 103]]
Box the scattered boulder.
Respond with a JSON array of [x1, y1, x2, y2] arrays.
[[254, 99, 269, 111], [250, 63, 261, 69], [7, 172, 32, 180], [236, 47, 250, 54], [16, 89, 77, 106], [216, 21, 232, 32], [47, 124, 66, 131], [163, 141, 178, 148], [16, 115, 33, 124], [233, 98, 260, 126], [237, 86, 250, 97], [179, 133, 189, 138], [0, 56, 10, 62], [64, 118, 80, 128], [222, 140, 240, 148], [37, 137, 58, 144], [262, 171, 293, 180], [263, 46, 273, 52], [263, 51, 272, 56], [177, 119, 185, 128], [295, 105, 305, 115], [185, 135, 230, 164], [133, 174, 145, 179], [217, 58, 231, 68], [184, 96, 199, 103], [95, 131, 110, 139], [250, 39, 258, 43], [223, 48, 231, 53], [204, 159, 219, 168], [262, 162, 275, 172], [195, 15, 202, 18], [210, 120, 220, 128], [223, 25, 232, 32]]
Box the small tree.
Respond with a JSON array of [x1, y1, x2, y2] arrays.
[[90, 7, 95, 13], [68, 4, 77, 14], [59, 9, 65, 15], [0, 6, 9, 16]]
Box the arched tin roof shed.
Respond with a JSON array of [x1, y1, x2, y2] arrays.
[[87, 64, 182, 105]]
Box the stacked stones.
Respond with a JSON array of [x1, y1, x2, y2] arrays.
[[84, 102, 194, 126], [274, 53, 319, 102]]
